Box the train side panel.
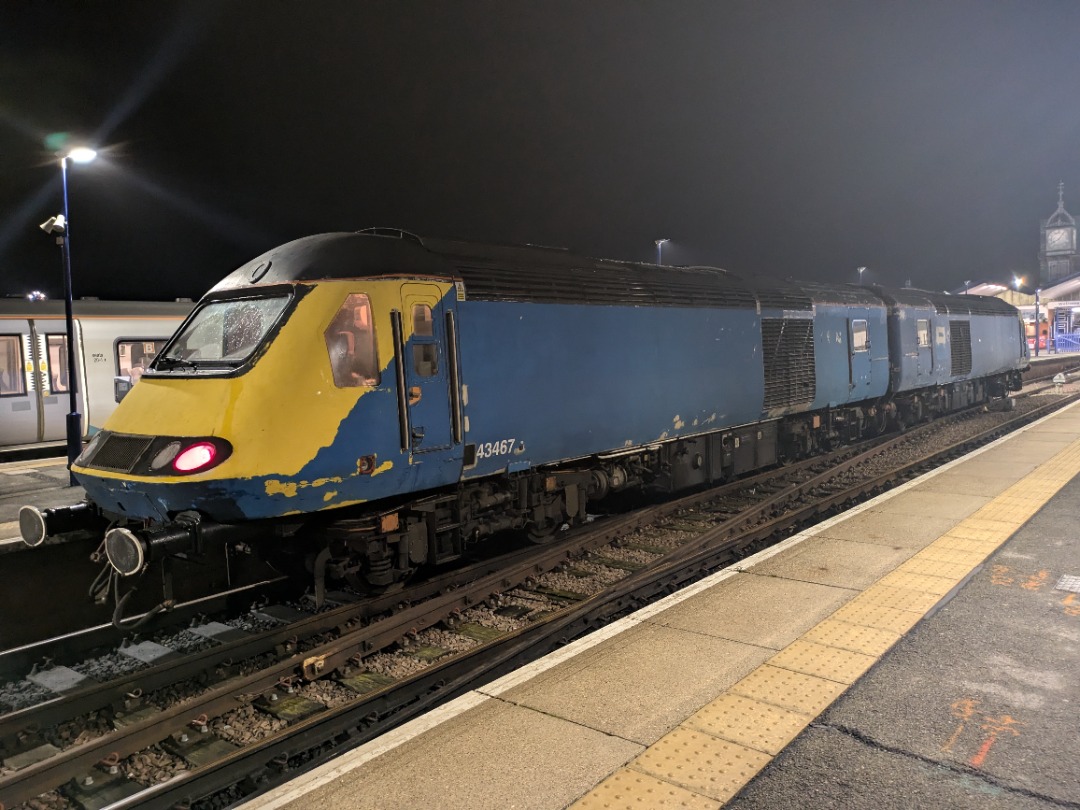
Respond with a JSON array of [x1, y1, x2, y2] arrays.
[[455, 300, 766, 479], [808, 303, 890, 408], [966, 313, 1027, 379], [887, 304, 950, 393]]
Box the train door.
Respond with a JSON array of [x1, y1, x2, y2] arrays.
[[915, 316, 933, 380], [37, 323, 86, 442], [848, 315, 872, 393], [0, 322, 38, 446], [398, 284, 454, 453]]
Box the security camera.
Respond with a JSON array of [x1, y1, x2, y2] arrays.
[[39, 214, 66, 234]]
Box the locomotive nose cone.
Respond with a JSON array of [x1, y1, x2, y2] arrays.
[[18, 506, 47, 547], [105, 528, 146, 577]]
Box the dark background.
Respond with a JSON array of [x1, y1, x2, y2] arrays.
[[1, 0, 1077, 301]]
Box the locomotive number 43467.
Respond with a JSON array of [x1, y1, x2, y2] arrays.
[[475, 438, 516, 459]]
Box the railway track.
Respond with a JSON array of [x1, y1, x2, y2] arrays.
[[0, 388, 1074, 810]]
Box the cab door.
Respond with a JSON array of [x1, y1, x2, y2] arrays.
[[915, 316, 933, 380], [848, 315, 873, 394], [399, 284, 454, 454], [0, 323, 38, 446]]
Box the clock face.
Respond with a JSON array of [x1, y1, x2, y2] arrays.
[[1047, 227, 1074, 251]]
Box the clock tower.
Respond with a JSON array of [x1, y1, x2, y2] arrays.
[[1039, 182, 1080, 283]]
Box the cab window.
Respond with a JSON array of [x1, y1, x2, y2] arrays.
[[157, 294, 290, 370], [851, 319, 868, 352], [916, 319, 930, 348], [0, 335, 25, 396], [325, 294, 380, 387]]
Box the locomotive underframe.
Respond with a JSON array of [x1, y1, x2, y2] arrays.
[[29, 370, 1024, 604], [300, 369, 1023, 596]]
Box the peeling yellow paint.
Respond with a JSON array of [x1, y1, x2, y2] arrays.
[[323, 491, 338, 502], [266, 475, 345, 497], [658, 431, 669, 440], [265, 479, 298, 497], [370, 459, 394, 477], [673, 415, 685, 429]]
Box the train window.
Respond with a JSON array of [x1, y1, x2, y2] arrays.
[[851, 319, 868, 352], [413, 343, 438, 377], [324, 294, 380, 387], [46, 334, 70, 392], [412, 304, 434, 337], [917, 319, 930, 348], [117, 340, 168, 383], [0, 335, 26, 396], [160, 294, 290, 368]]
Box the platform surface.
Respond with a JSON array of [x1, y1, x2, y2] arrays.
[[0, 456, 81, 547], [239, 399, 1080, 810]]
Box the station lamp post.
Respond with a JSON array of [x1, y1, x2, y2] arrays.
[[40, 146, 97, 484], [654, 238, 669, 265]]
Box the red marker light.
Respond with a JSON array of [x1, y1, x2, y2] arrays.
[[173, 442, 218, 472]]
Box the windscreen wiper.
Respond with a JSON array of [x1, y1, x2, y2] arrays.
[[154, 356, 199, 371]]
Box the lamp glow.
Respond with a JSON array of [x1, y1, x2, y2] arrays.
[[66, 147, 97, 164]]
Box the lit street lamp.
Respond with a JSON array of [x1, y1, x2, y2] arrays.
[[40, 146, 96, 484], [654, 238, 669, 265], [856, 266, 866, 284]]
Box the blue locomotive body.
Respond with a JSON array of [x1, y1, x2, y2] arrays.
[[455, 300, 765, 481], [49, 230, 1027, 589]]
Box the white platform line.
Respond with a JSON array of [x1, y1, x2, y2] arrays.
[[235, 398, 1080, 810]]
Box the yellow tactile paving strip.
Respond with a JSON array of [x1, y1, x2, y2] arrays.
[[572, 433, 1080, 809]]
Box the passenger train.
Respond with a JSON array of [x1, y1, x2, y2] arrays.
[[0, 300, 191, 450], [19, 230, 1028, 602]]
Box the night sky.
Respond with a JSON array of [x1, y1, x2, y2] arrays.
[[2, 0, 1078, 302]]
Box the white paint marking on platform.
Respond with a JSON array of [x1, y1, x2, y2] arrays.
[[239, 398, 1079, 810], [1055, 574, 1080, 594]]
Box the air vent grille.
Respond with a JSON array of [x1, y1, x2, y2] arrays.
[[762, 318, 816, 409], [950, 320, 972, 376], [85, 433, 153, 473]]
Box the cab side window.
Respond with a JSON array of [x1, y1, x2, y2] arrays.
[[0, 335, 25, 396], [411, 304, 438, 378], [916, 319, 930, 348], [325, 294, 380, 387], [851, 319, 868, 352]]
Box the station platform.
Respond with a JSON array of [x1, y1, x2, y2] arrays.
[[0, 456, 78, 547], [240, 400, 1080, 810]]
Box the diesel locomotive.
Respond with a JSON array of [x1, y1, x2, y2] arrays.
[[20, 229, 1028, 602]]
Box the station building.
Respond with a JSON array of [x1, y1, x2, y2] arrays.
[[964, 182, 1080, 354]]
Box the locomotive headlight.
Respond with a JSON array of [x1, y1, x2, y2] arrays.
[[174, 442, 219, 473], [150, 441, 183, 470]]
